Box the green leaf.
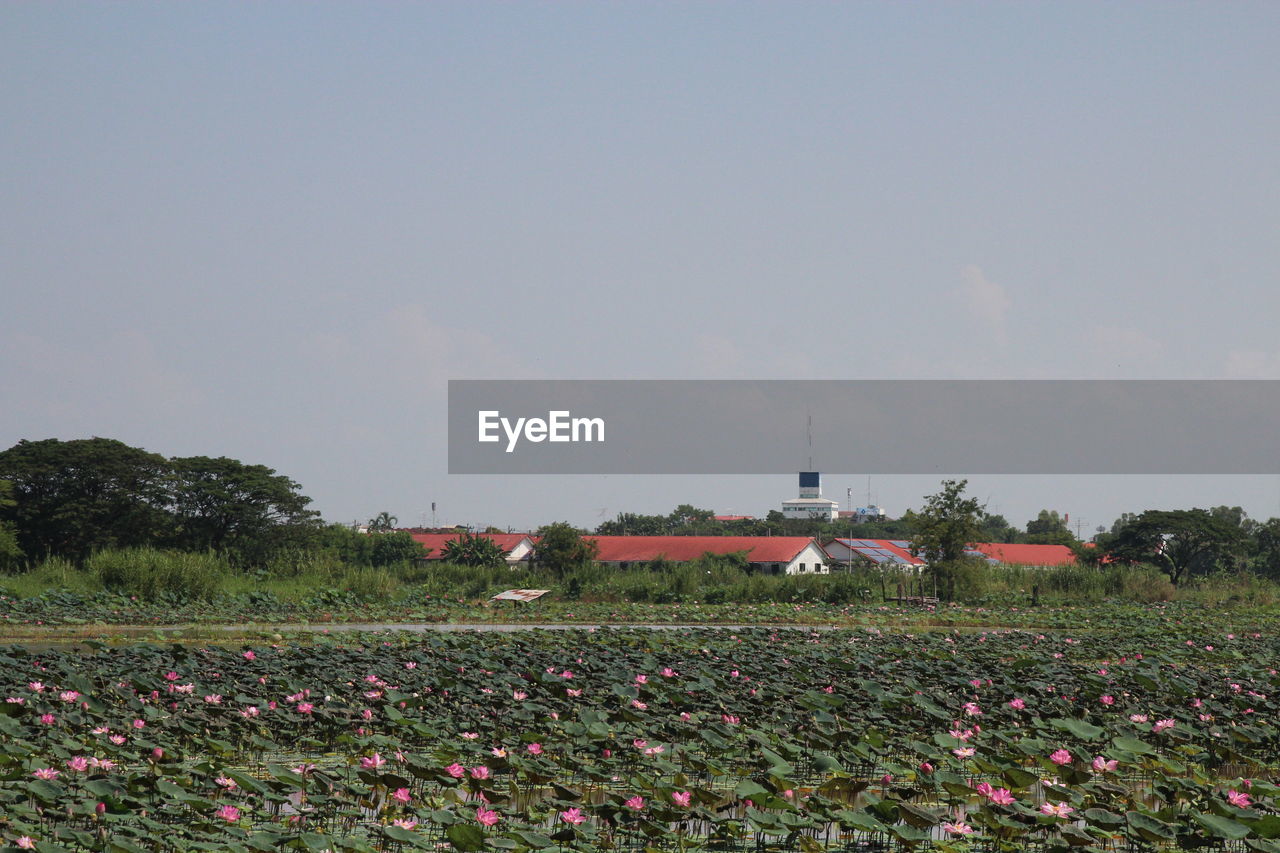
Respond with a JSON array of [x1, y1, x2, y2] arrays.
[[1194, 812, 1251, 840]]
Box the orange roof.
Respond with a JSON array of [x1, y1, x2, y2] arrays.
[[587, 536, 818, 563], [969, 542, 1077, 566], [410, 533, 533, 559]]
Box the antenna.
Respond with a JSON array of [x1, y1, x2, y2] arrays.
[[807, 413, 813, 470]]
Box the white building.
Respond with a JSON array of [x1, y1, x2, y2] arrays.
[[781, 472, 839, 521]]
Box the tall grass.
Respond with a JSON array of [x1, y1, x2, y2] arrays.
[[87, 547, 229, 600]]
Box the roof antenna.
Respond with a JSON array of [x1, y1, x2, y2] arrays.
[[807, 412, 813, 470]]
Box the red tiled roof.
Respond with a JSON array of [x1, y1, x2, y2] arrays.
[[410, 533, 532, 558], [969, 543, 1077, 566], [586, 536, 818, 563]]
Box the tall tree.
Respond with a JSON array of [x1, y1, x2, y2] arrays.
[[1025, 510, 1077, 545], [909, 479, 985, 600], [169, 456, 318, 554], [535, 522, 598, 577], [0, 438, 171, 561], [1106, 509, 1246, 586], [367, 511, 398, 532], [0, 479, 23, 571]]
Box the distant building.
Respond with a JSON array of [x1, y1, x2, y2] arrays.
[[823, 538, 1077, 569], [588, 536, 829, 575], [837, 506, 888, 523], [410, 533, 537, 565], [781, 471, 839, 521]]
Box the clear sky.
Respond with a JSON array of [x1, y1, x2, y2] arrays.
[[4, 3, 1279, 534]]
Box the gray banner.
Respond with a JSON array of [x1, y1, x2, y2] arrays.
[[448, 380, 1280, 474]]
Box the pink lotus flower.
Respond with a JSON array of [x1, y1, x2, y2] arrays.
[[512, 691, 528, 701], [132, 719, 146, 729], [1152, 719, 1176, 733], [361, 753, 386, 769], [163, 672, 178, 681], [33, 768, 60, 780], [491, 747, 507, 758], [722, 714, 740, 725], [66, 756, 89, 772], [215, 776, 236, 789], [293, 763, 316, 775], [672, 790, 692, 808], [17, 838, 36, 850], [963, 702, 982, 716], [1049, 749, 1072, 766], [1227, 790, 1252, 808], [1130, 713, 1148, 723], [470, 766, 490, 780], [445, 763, 466, 778], [1100, 695, 1115, 705], [215, 804, 240, 822], [661, 668, 676, 678], [942, 821, 975, 835], [59, 690, 80, 702], [984, 787, 1015, 805], [953, 747, 975, 759], [394, 818, 419, 829], [460, 731, 479, 739], [919, 761, 934, 774], [526, 743, 543, 755], [1041, 801, 1074, 818], [151, 748, 164, 760], [39, 714, 55, 725], [624, 795, 644, 810], [475, 806, 500, 827], [1091, 756, 1118, 772], [635, 674, 648, 684], [559, 807, 586, 825], [1008, 698, 1026, 710], [296, 702, 314, 714], [391, 787, 411, 804]]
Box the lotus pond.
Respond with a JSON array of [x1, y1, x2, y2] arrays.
[[2, 621, 1279, 852]]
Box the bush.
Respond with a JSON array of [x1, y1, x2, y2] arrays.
[[88, 547, 228, 600]]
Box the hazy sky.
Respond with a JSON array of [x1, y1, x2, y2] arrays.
[[4, 3, 1279, 534]]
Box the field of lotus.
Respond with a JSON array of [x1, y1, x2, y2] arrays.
[[2, 622, 1279, 852]]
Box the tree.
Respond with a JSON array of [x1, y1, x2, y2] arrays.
[[534, 522, 598, 577], [978, 511, 1021, 543], [440, 532, 506, 568], [0, 479, 23, 571], [367, 511, 398, 532], [1105, 509, 1247, 586], [909, 479, 986, 600], [0, 438, 172, 562], [1025, 510, 1077, 545], [169, 456, 319, 555], [1253, 518, 1280, 580]]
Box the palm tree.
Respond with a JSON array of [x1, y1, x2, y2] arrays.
[[367, 511, 398, 532]]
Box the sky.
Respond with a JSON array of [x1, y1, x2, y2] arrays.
[[3, 3, 1280, 535]]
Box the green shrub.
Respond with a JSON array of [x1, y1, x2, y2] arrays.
[[88, 547, 228, 600]]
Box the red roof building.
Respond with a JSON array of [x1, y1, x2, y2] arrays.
[[586, 536, 829, 575], [409, 533, 536, 564]]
